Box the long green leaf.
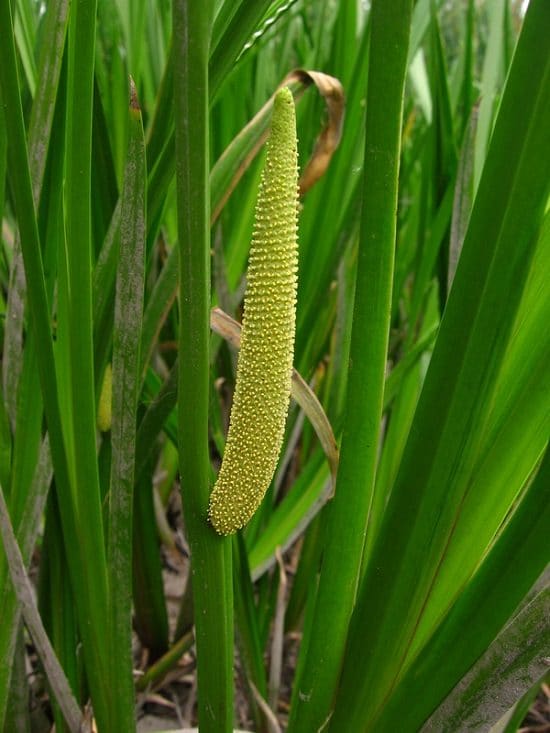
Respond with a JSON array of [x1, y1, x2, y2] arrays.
[[2, 0, 70, 425], [65, 0, 113, 726], [330, 3, 550, 729], [0, 1, 70, 715], [0, 3, 90, 726], [210, 0, 273, 99], [287, 2, 413, 731], [107, 80, 146, 733], [422, 580, 550, 733], [377, 446, 550, 732]]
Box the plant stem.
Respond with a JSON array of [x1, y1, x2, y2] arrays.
[[172, 2, 234, 731]]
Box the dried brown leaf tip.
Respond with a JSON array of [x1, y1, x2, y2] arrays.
[[209, 87, 299, 535]]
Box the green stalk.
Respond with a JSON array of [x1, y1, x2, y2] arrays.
[[287, 2, 413, 731], [64, 0, 111, 727], [172, 2, 234, 732]]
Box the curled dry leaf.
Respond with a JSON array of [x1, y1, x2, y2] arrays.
[[290, 69, 345, 195], [211, 68, 345, 222]]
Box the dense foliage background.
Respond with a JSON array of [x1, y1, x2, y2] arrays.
[[0, 0, 548, 731]]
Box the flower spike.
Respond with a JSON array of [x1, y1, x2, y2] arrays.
[[209, 87, 299, 535]]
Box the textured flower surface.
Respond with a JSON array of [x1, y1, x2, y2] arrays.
[[209, 87, 299, 535]]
